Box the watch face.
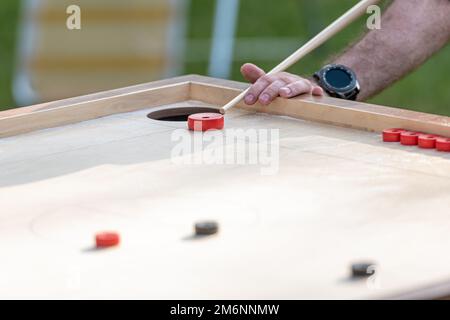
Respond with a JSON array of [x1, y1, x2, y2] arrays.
[[324, 68, 352, 89]]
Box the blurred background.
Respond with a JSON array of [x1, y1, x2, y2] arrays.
[[0, 0, 448, 115]]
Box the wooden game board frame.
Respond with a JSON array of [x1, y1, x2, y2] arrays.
[[2, 75, 450, 300], [1, 74, 450, 139]]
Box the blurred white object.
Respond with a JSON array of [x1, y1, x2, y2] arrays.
[[208, 0, 240, 79], [14, 0, 188, 106]]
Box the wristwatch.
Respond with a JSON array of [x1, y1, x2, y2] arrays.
[[313, 64, 360, 100]]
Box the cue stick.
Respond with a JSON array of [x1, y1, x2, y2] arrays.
[[219, 0, 381, 114]]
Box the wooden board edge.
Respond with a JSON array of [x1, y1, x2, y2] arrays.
[[0, 75, 197, 118], [3, 73, 450, 139], [0, 77, 192, 138], [381, 279, 450, 300], [189, 78, 450, 137]]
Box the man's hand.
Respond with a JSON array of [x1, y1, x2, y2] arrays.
[[240, 63, 324, 106]]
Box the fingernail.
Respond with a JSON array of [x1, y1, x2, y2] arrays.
[[312, 87, 323, 96], [280, 87, 291, 96], [245, 94, 255, 104], [260, 94, 270, 104]]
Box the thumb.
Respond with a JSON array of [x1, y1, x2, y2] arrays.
[[240, 63, 266, 84]]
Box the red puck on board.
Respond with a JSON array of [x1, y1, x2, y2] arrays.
[[418, 134, 439, 149], [400, 131, 421, 146], [436, 137, 450, 152], [382, 128, 406, 142], [188, 113, 224, 131], [95, 231, 120, 248]]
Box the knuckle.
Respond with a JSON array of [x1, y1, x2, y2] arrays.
[[281, 71, 295, 78], [287, 81, 301, 90], [249, 82, 268, 96], [303, 79, 312, 91], [301, 79, 313, 88], [261, 74, 274, 83], [263, 87, 278, 97], [304, 78, 314, 86], [253, 79, 265, 88], [281, 74, 301, 83], [265, 80, 285, 96], [289, 80, 310, 93], [273, 79, 286, 87], [247, 88, 260, 97], [247, 83, 260, 93]]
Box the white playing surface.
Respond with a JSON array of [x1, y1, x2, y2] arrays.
[[1, 101, 450, 299]]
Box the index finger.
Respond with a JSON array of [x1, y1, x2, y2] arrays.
[[240, 63, 266, 84]]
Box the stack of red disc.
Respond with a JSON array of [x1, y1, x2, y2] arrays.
[[382, 128, 450, 152]]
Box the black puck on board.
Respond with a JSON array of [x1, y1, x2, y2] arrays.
[[195, 221, 219, 236], [351, 262, 377, 278]]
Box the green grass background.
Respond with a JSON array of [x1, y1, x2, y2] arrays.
[[1, 0, 449, 115], [0, 0, 20, 110]]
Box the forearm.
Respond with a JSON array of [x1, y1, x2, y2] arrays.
[[334, 0, 450, 101]]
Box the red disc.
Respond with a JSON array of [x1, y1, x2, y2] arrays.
[[95, 231, 120, 248], [188, 113, 224, 131], [382, 128, 406, 142], [418, 134, 439, 149], [400, 131, 421, 146], [436, 137, 450, 152]]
